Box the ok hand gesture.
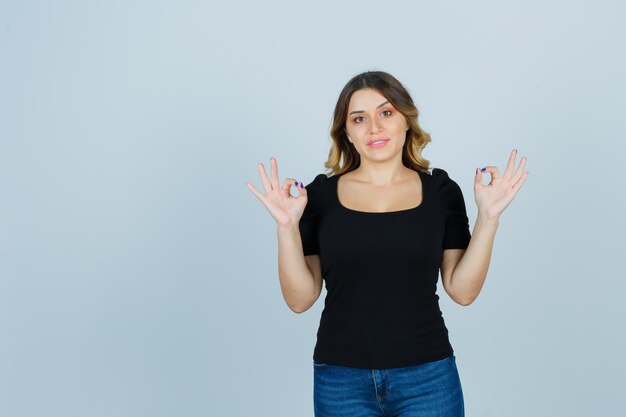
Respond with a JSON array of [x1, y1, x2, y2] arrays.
[[246, 157, 308, 227], [474, 149, 529, 220]]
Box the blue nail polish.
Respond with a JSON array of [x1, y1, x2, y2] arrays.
[[300, 182, 304, 188], [481, 167, 486, 172], [295, 181, 298, 186]]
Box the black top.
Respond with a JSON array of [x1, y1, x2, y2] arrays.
[[298, 168, 472, 369]]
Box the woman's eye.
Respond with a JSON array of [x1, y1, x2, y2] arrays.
[[354, 110, 392, 123]]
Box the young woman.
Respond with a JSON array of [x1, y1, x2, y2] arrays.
[[246, 71, 528, 417]]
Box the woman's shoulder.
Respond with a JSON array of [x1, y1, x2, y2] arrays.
[[310, 173, 330, 184], [430, 167, 450, 181], [305, 173, 333, 192], [428, 167, 466, 206], [301, 173, 333, 214], [429, 167, 460, 188]]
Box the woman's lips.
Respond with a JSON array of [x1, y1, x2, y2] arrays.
[[368, 139, 389, 148]]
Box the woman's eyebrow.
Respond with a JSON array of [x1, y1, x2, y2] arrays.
[[349, 101, 390, 116]]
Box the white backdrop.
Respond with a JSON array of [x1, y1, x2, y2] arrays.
[[1, 0, 624, 416]]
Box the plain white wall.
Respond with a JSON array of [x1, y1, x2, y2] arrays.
[[1, 0, 624, 416]]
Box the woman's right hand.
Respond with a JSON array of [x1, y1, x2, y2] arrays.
[[246, 157, 308, 227]]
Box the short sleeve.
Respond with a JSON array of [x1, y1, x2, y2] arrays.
[[432, 168, 472, 250], [298, 174, 327, 256]]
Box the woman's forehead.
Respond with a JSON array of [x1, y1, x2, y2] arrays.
[[348, 90, 391, 114]]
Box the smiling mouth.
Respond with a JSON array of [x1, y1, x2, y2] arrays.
[[368, 139, 389, 148], [367, 137, 390, 145]]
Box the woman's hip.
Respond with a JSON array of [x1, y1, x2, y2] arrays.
[[313, 354, 464, 417]]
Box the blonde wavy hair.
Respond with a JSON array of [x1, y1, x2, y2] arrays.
[[323, 71, 432, 176]]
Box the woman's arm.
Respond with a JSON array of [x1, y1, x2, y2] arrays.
[[277, 223, 321, 313], [445, 215, 499, 306], [247, 157, 323, 314], [444, 149, 528, 305]]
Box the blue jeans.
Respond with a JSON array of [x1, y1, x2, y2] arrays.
[[313, 354, 464, 417]]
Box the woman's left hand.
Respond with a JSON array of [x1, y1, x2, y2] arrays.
[[474, 149, 528, 220]]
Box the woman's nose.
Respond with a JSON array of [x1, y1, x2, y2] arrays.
[[369, 117, 382, 132]]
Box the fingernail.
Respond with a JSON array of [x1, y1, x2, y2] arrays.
[[481, 167, 486, 172], [295, 181, 299, 186], [300, 182, 304, 188]]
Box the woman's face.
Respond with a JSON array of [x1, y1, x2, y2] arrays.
[[344, 88, 409, 163]]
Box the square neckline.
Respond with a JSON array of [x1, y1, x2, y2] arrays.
[[333, 169, 427, 215]]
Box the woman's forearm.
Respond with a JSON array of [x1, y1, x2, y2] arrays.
[[450, 213, 499, 305], [277, 222, 316, 313]]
